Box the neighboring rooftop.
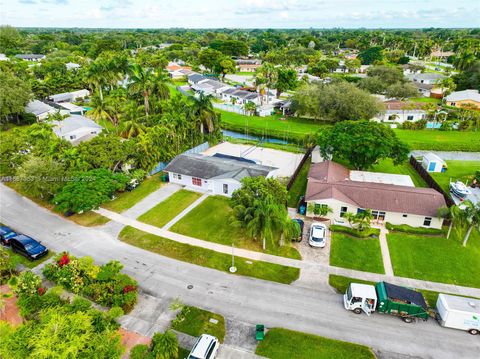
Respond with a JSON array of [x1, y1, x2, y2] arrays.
[[350, 171, 415, 187], [305, 161, 446, 217], [164, 153, 276, 181], [188, 73, 207, 83], [383, 99, 426, 111], [25, 100, 55, 116], [406, 73, 446, 82], [445, 89, 480, 103], [50, 115, 103, 137], [14, 54, 45, 60]]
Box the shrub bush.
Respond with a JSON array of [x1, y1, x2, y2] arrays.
[[129, 344, 150, 359], [329, 225, 380, 238], [385, 222, 444, 235], [43, 253, 138, 312]]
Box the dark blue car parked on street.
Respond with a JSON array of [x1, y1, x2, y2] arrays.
[[9, 234, 48, 260], [0, 226, 17, 246]]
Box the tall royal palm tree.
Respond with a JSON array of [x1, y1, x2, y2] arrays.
[[85, 59, 108, 102], [438, 205, 462, 239], [87, 94, 112, 131], [459, 200, 480, 247], [118, 103, 146, 139]]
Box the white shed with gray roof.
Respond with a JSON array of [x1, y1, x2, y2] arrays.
[[164, 153, 277, 196]]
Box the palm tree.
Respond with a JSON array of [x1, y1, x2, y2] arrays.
[[244, 101, 256, 116], [437, 205, 461, 239], [128, 63, 156, 117], [189, 93, 217, 134], [87, 94, 112, 131], [85, 59, 108, 102], [354, 209, 374, 231], [246, 198, 285, 250], [151, 330, 178, 359], [118, 103, 146, 139], [344, 212, 356, 228], [459, 201, 480, 247]]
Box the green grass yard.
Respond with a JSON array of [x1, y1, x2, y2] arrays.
[[287, 159, 311, 207], [171, 196, 301, 259], [138, 190, 202, 228], [329, 233, 385, 274], [370, 159, 428, 188], [255, 328, 375, 359], [118, 226, 300, 284], [172, 306, 225, 342], [430, 160, 480, 193], [394, 129, 480, 152], [387, 228, 480, 288], [103, 174, 163, 213]]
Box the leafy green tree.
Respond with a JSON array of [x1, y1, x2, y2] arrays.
[[210, 39, 248, 57], [385, 82, 419, 100], [53, 168, 129, 213], [16, 156, 66, 200], [77, 135, 132, 171], [274, 67, 298, 98], [218, 57, 236, 80], [293, 82, 383, 122], [198, 48, 223, 73], [0, 26, 21, 54], [317, 121, 409, 170], [366, 66, 404, 86], [0, 71, 32, 124], [358, 46, 384, 65]]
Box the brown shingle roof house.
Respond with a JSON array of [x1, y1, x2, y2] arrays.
[[305, 161, 446, 228]]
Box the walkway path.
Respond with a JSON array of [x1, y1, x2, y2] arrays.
[[163, 193, 209, 230], [378, 227, 394, 277], [95, 207, 480, 298], [121, 183, 182, 219]]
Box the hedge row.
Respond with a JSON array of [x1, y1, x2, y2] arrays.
[[329, 225, 380, 238], [385, 222, 445, 236]]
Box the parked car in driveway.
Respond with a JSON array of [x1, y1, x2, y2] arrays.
[[309, 222, 327, 248], [9, 234, 48, 260], [0, 226, 17, 246], [187, 334, 219, 359], [292, 219, 304, 242]]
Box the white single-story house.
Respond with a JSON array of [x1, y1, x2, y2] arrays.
[[406, 73, 446, 85], [373, 100, 426, 124], [50, 115, 103, 144], [169, 68, 195, 80], [235, 59, 262, 72], [48, 89, 90, 103], [220, 88, 260, 105], [66, 62, 81, 71], [164, 153, 277, 197], [187, 73, 208, 86], [25, 100, 66, 121], [14, 54, 45, 61], [192, 79, 232, 97], [305, 161, 446, 229], [422, 153, 447, 173]]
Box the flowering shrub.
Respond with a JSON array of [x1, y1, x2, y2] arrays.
[[10, 271, 42, 296], [37, 287, 46, 296], [43, 253, 137, 312]]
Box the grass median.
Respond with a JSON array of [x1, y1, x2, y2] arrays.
[[119, 226, 300, 284], [255, 328, 375, 359], [172, 306, 225, 342]]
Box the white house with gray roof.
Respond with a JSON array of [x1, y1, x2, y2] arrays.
[[164, 153, 277, 196], [25, 100, 67, 121], [15, 54, 45, 61], [48, 89, 89, 103], [50, 115, 103, 145]]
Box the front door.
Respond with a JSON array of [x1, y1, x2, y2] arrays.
[[362, 299, 373, 316], [428, 162, 436, 172]]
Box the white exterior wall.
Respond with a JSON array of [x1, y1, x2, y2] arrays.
[[306, 198, 443, 229], [167, 172, 241, 197], [374, 110, 426, 124], [59, 126, 102, 142]]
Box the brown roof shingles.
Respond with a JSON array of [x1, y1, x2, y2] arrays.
[[305, 161, 446, 217]]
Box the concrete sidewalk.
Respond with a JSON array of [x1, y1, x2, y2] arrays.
[[95, 207, 480, 298], [378, 227, 394, 277]]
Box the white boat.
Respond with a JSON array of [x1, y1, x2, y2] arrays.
[[450, 181, 471, 199]]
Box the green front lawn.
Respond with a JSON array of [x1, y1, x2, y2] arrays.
[[119, 226, 300, 284], [219, 110, 327, 142], [103, 174, 164, 213], [430, 160, 480, 193], [9, 250, 55, 269], [408, 97, 441, 104], [287, 159, 311, 207], [171, 196, 301, 259], [255, 328, 375, 359], [394, 130, 480, 152], [138, 190, 202, 228], [330, 233, 385, 274], [172, 306, 225, 342], [370, 159, 428, 188], [387, 228, 480, 288]]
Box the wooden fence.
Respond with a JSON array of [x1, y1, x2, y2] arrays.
[[409, 155, 455, 207], [286, 147, 313, 190]]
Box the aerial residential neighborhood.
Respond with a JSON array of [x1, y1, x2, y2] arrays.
[[0, 1, 480, 359]]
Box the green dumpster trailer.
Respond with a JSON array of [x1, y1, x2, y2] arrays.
[[344, 281, 429, 322]]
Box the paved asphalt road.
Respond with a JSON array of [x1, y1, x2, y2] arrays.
[[1, 185, 479, 359]]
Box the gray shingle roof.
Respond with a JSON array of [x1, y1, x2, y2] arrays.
[[25, 100, 55, 116], [188, 73, 207, 83], [164, 153, 276, 181], [50, 115, 103, 136]]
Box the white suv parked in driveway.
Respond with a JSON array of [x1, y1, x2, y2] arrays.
[[187, 334, 219, 359], [309, 222, 327, 248]]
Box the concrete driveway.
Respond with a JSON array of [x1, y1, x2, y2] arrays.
[[1, 184, 479, 359]]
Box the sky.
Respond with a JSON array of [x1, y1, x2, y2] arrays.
[[1, 0, 479, 29]]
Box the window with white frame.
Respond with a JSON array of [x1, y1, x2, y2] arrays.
[[423, 217, 432, 226]]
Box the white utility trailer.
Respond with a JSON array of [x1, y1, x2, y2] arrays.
[[436, 294, 480, 335]]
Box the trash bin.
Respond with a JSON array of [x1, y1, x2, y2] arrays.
[[161, 173, 169, 182]]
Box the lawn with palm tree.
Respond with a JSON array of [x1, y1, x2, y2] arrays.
[[387, 227, 480, 288], [170, 196, 301, 259]]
